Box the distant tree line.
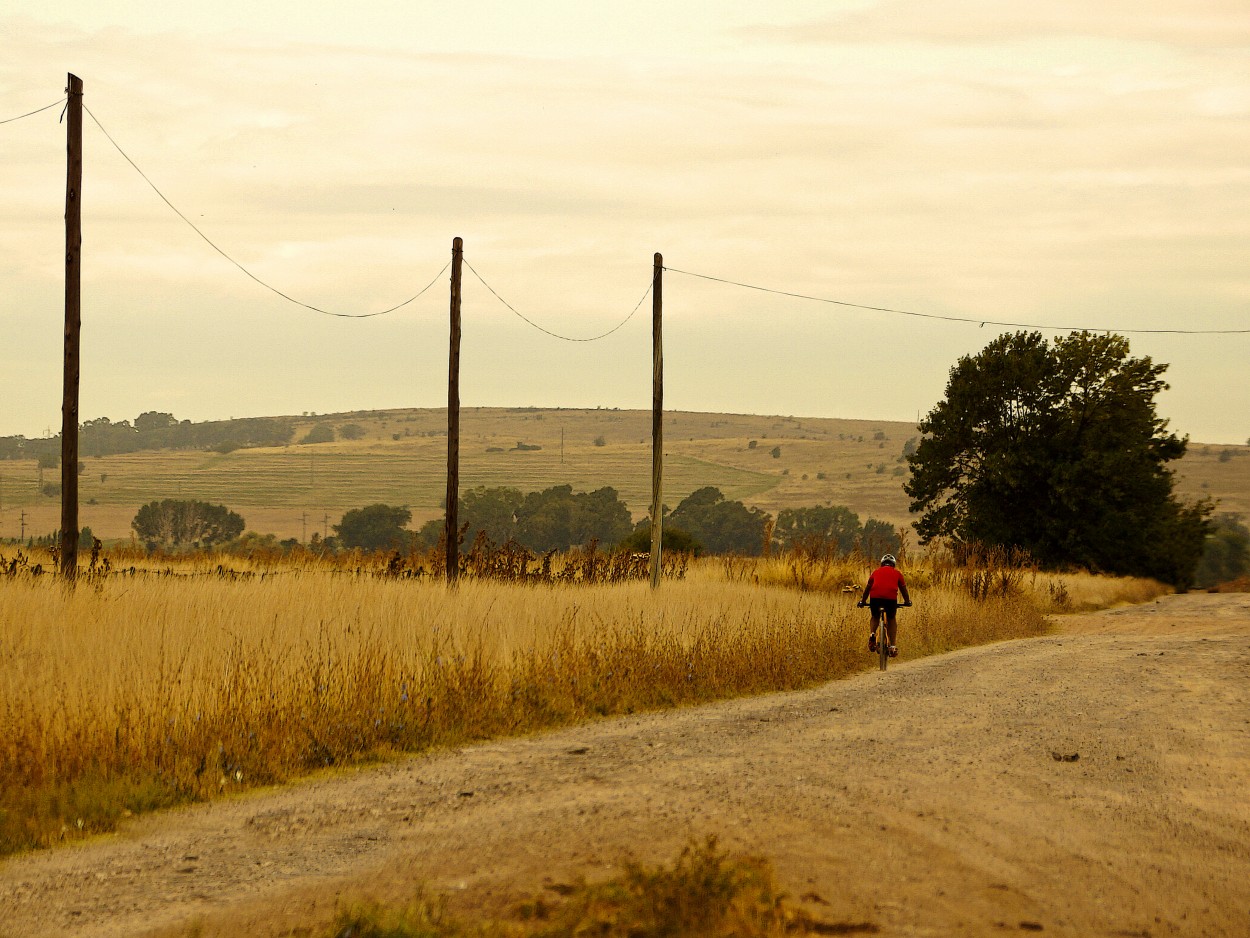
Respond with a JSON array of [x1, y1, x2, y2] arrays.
[[409, 484, 634, 554], [325, 484, 901, 558], [114, 486, 903, 558], [0, 412, 295, 462]]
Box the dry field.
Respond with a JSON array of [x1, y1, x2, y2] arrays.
[[0, 543, 1165, 858], [3, 406, 1242, 545], [0, 407, 951, 543]]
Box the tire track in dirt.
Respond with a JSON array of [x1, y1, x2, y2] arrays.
[[2, 593, 1248, 938]]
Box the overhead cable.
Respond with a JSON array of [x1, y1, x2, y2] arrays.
[[465, 260, 653, 342], [0, 98, 65, 125], [83, 103, 447, 318], [664, 266, 1250, 336]]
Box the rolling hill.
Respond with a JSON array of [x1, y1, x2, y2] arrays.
[[0, 406, 1244, 543]]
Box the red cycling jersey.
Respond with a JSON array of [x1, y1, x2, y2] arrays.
[[867, 565, 905, 599]]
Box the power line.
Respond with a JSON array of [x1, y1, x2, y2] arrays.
[[83, 103, 448, 319], [664, 266, 1250, 336], [0, 98, 65, 125], [464, 260, 654, 342]]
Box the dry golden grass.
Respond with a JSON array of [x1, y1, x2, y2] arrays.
[[0, 544, 1154, 856], [748, 545, 1169, 614], [309, 836, 856, 938]]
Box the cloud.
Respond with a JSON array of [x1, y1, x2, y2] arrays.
[[742, 1, 1250, 50], [2, 10, 1247, 442]]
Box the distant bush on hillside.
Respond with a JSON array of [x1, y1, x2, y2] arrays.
[[300, 424, 335, 445]]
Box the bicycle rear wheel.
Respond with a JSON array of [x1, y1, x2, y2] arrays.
[[877, 619, 889, 671]]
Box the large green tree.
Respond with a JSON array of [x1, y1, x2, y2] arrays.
[[334, 504, 412, 551], [668, 486, 770, 556], [1193, 515, 1250, 589], [905, 331, 1211, 585], [514, 485, 633, 552], [461, 485, 524, 545], [132, 499, 245, 549], [774, 505, 862, 553]]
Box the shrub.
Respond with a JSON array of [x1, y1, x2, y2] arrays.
[[301, 424, 335, 444]]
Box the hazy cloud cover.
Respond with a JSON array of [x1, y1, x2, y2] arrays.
[[1, 1, 1247, 442], [746, 0, 1250, 48]]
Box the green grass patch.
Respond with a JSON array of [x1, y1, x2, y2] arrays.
[[0, 771, 184, 856]]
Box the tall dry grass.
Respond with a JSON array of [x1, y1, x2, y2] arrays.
[[0, 543, 1122, 855], [749, 544, 1169, 614], [318, 836, 847, 938]]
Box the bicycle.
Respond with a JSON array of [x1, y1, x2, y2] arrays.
[[858, 600, 912, 671]]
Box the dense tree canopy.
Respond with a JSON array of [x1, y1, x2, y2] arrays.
[[134, 411, 177, 433], [132, 499, 245, 548], [460, 486, 525, 546], [773, 505, 901, 558], [415, 485, 634, 553], [514, 485, 633, 552], [668, 486, 770, 555], [774, 506, 863, 553], [334, 504, 412, 551], [620, 522, 703, 555], [905, 331, 1211, 585], [1194, 515, 1250, 589]]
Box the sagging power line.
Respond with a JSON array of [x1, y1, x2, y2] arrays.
[[465, 260, 655, 342], [664, 267, 1250, 336], [46, 97, 1247, 339], [83, 103, 448, 319]]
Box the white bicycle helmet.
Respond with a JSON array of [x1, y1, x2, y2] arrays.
[[880, 553, 897, 566]]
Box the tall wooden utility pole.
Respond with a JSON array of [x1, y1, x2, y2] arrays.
[[444, 236, 464, 583], [60, 73, 83, 581], [649, 253, 664, 589]]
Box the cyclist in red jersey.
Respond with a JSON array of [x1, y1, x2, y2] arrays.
[[858, 553, 912, 658]]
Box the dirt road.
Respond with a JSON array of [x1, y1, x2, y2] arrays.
[[3, 593, 1248, 937]]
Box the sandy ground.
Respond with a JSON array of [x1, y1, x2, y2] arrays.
[[2, 592, 1248, 938]]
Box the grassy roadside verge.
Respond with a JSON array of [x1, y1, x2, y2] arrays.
[[0, 548, 1162, 856], [287, 836, 872, 938]]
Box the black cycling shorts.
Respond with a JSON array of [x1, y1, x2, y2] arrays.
[[869, 598, 898, 615]]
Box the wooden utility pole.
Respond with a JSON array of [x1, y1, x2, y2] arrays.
[[649, 253, 663, 589], [60, 73, 83, 581], [445, 237, 464, 583]]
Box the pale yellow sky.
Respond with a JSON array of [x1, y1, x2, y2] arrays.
[[2, 1, 1247, 442]]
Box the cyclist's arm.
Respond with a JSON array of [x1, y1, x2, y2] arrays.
[[900, 581, 912, 605], [860, 576, 874, 604]]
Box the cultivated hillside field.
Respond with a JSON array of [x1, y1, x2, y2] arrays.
[[1, 406, 1245, 542]]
